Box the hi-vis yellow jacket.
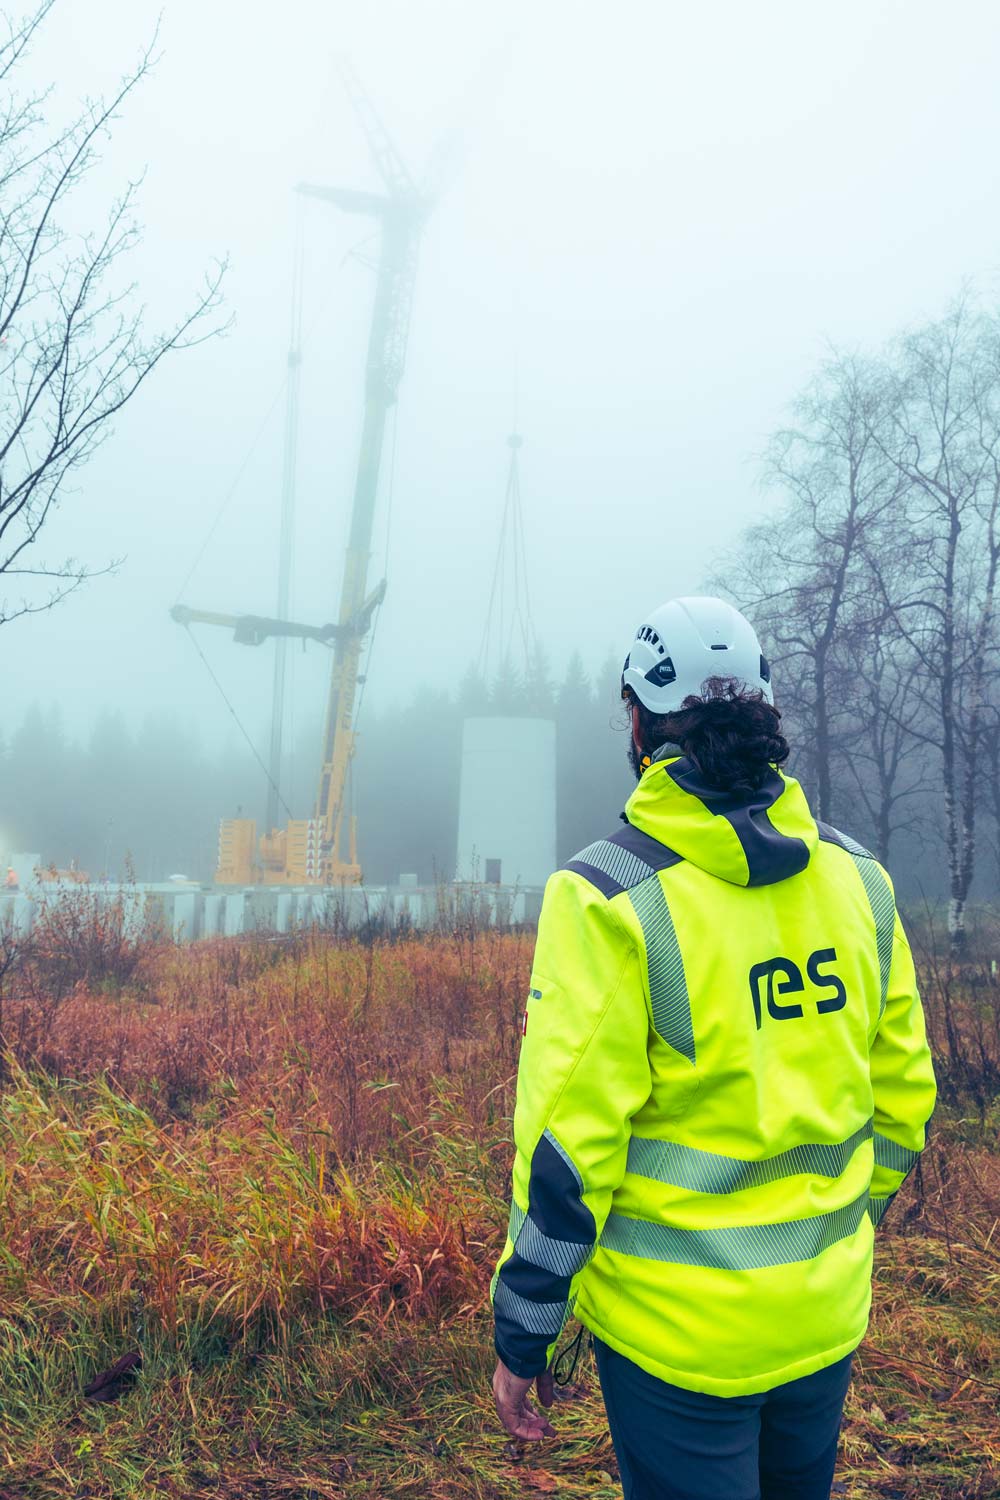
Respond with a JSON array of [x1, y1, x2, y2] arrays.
[[492, 755, 936, 1396]]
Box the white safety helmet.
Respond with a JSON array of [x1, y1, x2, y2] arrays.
[[621, 596, 773, 716]]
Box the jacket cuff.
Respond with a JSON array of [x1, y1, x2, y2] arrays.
[[494, 1331, 549, 1379]]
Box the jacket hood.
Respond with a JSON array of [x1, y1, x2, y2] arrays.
[[623, 755, 818, 887]]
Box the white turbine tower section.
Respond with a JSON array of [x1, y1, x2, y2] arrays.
[[456, 434, 556, 889], [456, 718, 556, 887]]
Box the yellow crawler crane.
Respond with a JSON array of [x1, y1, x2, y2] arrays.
[[173, 68, 425, 887]]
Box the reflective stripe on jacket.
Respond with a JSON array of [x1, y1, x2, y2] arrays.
[[491, 754, 937, 1396]]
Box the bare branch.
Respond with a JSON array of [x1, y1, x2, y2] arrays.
[[0, 2, 226, 622]]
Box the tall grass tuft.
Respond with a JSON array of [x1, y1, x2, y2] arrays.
[[0, 920, 997, 1497]]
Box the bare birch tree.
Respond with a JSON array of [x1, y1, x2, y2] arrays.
[[0, 2, 225, 625], [715, 295, 1000, 947], [870, 300, 1000, 949], [717, 351, 904, 822], [837, 583, 929, 863]]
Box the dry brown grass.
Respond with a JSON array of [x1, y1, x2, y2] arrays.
[[0, 921, 997, 1498], [2, 927, 528, 1148]]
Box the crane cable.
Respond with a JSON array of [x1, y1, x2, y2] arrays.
[[179, 622, 295, 823], [171, 196, 320, 822], [172, 199, 397, 835], [172, 199, 349, 606], [346, 401, 398, 827], [477, 434, 536, 682], [476, 315, 540, 684], [172, 383, 286, 607]]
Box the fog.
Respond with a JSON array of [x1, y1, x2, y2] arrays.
[[7, 0, 1000, 762]]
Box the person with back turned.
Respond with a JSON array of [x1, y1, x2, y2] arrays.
[[489, 596, 936, 1500]]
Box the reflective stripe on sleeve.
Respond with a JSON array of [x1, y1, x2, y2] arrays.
[[873, 1131, 920, 1175], [494, 1280, 573, 1338], [507, 1200, 526, 1243], [494, 1129, 595, 1374], [868, 1192, 897, 1227], [516, 1216, 593, 1277]]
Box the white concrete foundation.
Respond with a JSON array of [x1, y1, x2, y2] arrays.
[[0, 867, 544, 941]]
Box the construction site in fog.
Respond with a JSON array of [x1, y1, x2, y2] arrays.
[[2, 65, 555, 938]]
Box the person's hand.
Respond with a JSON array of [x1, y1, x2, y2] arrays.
[[492, 1358, 555, 1440]]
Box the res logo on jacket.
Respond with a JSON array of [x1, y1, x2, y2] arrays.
[[749, 950, 846, 1029], [492, 756, 935, 1397]]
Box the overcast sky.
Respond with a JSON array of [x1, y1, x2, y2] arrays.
[[7, 0, 1000, 764]]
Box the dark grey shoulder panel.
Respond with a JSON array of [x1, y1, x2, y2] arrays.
[[816, 821, 876, 861], [564, 823, 683, 900]]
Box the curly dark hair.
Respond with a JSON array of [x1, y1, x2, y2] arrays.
[[626, 676, 790, 792]]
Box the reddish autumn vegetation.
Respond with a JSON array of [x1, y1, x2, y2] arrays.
[[0, 912, 997, 1498]]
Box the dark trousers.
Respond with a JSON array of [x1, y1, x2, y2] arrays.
[[594, 1337, 854, 1500]]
